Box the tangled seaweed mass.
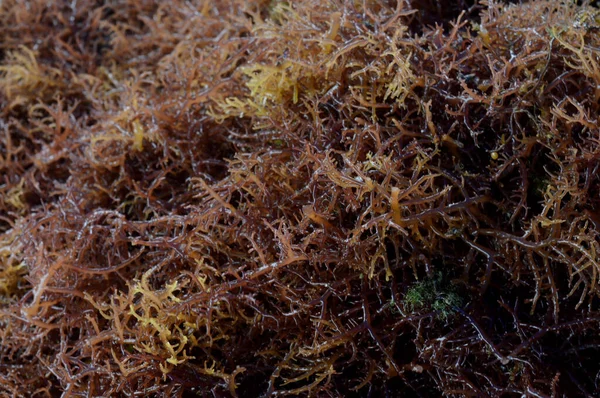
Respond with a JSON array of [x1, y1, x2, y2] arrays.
[[1, 0, 600, 396]]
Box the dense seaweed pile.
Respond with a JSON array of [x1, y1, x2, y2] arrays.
[[1, 0, 600, 396]]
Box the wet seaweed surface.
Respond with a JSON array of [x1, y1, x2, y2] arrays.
[[1, 0, 600, 396]]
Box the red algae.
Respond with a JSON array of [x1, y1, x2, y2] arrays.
[[1, 0, 600, 396]]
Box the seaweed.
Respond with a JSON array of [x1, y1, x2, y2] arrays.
[[1, 0, 600, 396]]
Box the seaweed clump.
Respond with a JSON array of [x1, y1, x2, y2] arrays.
[[1, 0, 600, 396]]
